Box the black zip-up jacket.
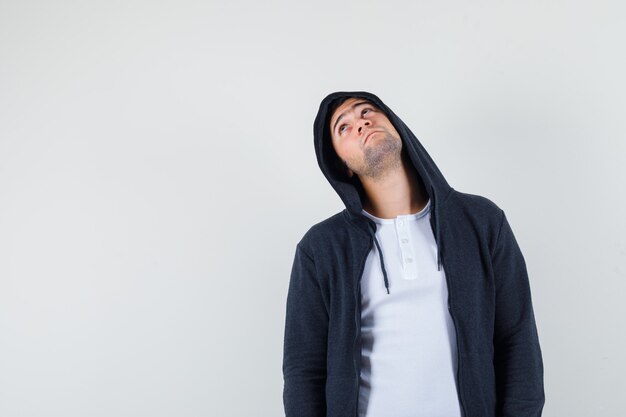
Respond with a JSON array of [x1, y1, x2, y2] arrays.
[[282, 91, 545, 417]]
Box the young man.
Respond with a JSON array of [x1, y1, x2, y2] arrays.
[[282, 91, 545, 417]]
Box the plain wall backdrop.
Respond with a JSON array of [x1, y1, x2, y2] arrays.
[[1, 1, 625, 416]]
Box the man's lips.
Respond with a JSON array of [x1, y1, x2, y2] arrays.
[[364, 130, 382, 145]]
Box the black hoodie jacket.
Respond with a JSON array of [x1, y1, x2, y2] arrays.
[[282, 91, 545, 417]]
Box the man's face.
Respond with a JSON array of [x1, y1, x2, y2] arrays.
[[329, 97, 402, 180]]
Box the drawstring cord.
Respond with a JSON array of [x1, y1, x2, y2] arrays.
[[368, 221, 391, 295]]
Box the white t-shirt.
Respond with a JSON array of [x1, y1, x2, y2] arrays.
[[358, 198, 463, 417]]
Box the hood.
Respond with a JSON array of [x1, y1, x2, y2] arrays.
[[313, 91, 454, 294]]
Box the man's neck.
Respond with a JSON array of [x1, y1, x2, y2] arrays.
[[361, 153, 429, 219]]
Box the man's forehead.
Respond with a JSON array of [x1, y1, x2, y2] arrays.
[[331, 97, 372, 118]]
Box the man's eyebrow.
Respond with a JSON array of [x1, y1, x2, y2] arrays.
[[331, 101, 373, 134]]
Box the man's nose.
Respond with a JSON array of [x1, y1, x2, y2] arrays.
[[357, 119, 371, 133]]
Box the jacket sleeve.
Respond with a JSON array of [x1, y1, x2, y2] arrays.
[[282, 243, 328, 417], [492, 210, 545, 417]]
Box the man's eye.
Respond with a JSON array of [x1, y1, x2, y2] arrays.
[[337, 108, 373, 134]]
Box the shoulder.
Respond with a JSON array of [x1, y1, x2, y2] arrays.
[[296, 210, 355, 257], [446, 189, 507, 245], [448, 188, 504, 221]]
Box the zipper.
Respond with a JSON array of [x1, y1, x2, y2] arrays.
[[440, 252, 468, 417], [353, 232, 373, 417], [429, 201, 467, 417]]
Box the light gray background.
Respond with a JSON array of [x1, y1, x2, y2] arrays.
[[1, 1, 624, 416]]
